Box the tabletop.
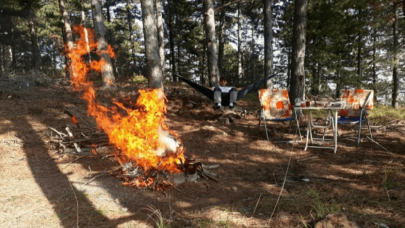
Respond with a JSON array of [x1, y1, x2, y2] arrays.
[[293, 106, 343, 110]]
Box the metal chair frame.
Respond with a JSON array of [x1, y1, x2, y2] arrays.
[[258, 109, 302, 142], [323, 89, 374, 145], [257, 89, 302, 142]]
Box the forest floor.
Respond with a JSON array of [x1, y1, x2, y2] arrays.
[[1, 76, 405, 228]]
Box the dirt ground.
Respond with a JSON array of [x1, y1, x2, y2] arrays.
[[1, 78, 405, 228]]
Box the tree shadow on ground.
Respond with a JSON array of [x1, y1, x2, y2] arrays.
[[1, 83, 405, 227]]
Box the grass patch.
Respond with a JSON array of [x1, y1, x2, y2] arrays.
[[193, 218, 234, 228], [146, 205, 172, 228], [194, 218, 214, 227], [132, 75, 148, 84], [369, 104, 405, 124], [308, 189, 340, 219], [240, 93, 260, 106], [382, 169, 398, 190], [300, 103, 405, 124], [302, 109, 329, 118]]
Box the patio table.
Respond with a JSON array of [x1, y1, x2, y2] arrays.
[[294, 106, 342, 153]]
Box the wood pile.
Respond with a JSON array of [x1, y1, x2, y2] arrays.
[[48, 110, 220, 191]]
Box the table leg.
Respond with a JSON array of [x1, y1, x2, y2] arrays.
[[304, 123, 309, 151], [309, 111, 314, 144], [333, 110, 338, 153]]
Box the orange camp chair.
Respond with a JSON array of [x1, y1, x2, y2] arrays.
[[257, 89, 302, 141], [337, 89, 374, 145]]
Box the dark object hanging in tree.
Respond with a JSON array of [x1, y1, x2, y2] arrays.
[[174, 73, 277, 106]]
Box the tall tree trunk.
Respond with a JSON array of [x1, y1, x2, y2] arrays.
[[372, 27, 377, 102], [60, 27, 69, 77], [104, 2, 117, 78], [167, 1, 177, 82], [200, 40, 207, 85], [28, 6, 41, 70], [91, 0, 115, 89], [156, 0, 165, 78], [289, 0, 308, 105], [335, 56, 341, 98], [264, 0, 274, 88], [357, 7, 362, 78], [1, 45, 4, 76], [126, 0, 137, 72], [140, 0, 162, 89], [11, 41, 16, 72], [204, 0, 220, 87], [392, 5, 399, 109], [177, 36, 181, 78], [59, 0, 74, 77], [218, 0, 226, 78], [237, 4, 243, 84], [311, 62, 320, 95], [317, 63, 321, 94], [251, 26, 256, 83], [52, 43, 56, 74], [81, 0, 91, 62], [287, 46, 291, 89]]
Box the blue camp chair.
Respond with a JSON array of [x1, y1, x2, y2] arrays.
[[336, 89, 374, 145], [257, 89, 302, 142]]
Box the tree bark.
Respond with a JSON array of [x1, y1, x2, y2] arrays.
[[156, 0, 165, 78], [287, 46, 291, 89], [104, 2, 117, 78], [237, 4, 243, 84], [218, 0, 226, 78], [0, 45, 4, 76], [264, 0, 274, 88], [204, 0, 220, 87], [140, 0, 163, 89], [335, 57, 341, 99], [167, 1, 177, 82], [392, 5, 399, 109], [200, 36, 207, 85], [59, 0, 74, 77], [126, 0, 137, 72], [81, 1, 91, 62], [251, 26, 256, 83], [28, 6, 41, 70], [357, 6, 362, 78], [91, 0, 115, 89], [372, 27, 377, 102], [289, 0, 308, 105]]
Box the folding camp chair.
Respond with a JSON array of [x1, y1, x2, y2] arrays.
[[336, 89, 374, 145], [257, 89, 302, 142]]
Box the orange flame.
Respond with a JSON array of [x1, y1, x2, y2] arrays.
[[65, 25, 185, 187]]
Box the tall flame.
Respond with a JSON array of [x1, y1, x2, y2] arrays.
[[65, 25, 185, 186]]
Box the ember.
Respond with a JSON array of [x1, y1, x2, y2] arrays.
[[64, 25, 186, 189]]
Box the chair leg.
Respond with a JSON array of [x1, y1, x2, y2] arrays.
[[258, 110, 269, 141], [304, 127, 309, 150], [257, 117, 262, 136], [366, 117, 373, 139], [264, 119, 269, 141], [296, 119, 302, 140], [292, 109, 302, 140], [357, 115, 363, 146]]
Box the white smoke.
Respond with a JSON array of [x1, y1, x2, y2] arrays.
[[156, 127, 179, 157]]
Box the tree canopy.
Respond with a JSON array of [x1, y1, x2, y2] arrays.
[[0, 0, 404, 107]]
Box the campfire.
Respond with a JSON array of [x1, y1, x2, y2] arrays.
[[51, 25, 218, 190]]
